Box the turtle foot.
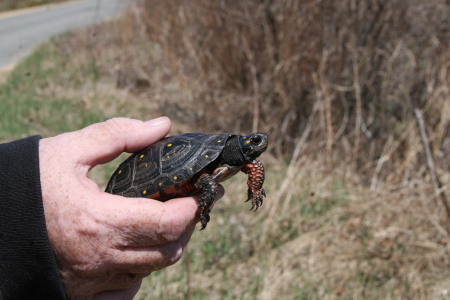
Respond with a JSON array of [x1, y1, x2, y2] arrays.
[[247, 187, 265, 211], [195, 173, 218, 230]]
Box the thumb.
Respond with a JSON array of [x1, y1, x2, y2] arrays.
[[72, 117, 171, 167]]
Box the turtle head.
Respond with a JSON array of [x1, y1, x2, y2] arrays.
[[239, 132, 269, 161], [220, 132, 268, 166]]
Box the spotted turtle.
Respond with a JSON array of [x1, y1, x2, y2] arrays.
[[105, 132, 268, 229]]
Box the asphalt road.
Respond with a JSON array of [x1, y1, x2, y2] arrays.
[[0, 0, 127, 69]]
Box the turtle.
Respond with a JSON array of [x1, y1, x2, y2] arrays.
[[105, 132, 268, 229]]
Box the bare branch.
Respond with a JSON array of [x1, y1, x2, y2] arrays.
[[414, 108, 450, 234]]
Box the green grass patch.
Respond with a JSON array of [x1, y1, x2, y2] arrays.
[[0, 39, 104, 141]]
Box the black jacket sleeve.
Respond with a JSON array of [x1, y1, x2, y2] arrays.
[[0, 136, 66, 300]]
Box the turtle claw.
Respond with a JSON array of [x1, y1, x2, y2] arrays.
[[200, 222, 207, 231], [247, 187, 265, 212], [250, 203, 259, 211], [199, 211, 210, 230]]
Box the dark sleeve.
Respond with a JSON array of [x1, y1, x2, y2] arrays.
[[0, 136, 66, 300]]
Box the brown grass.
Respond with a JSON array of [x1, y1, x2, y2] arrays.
[[110, 0, 450, 299], [109, 1, 450, 297], [136, 0, 450, 181]]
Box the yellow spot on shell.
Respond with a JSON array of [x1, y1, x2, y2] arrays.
[[143, 190, 147, 195], [246, 140, 251, 144], [205, 155, 209, 158], [140, 154, 145, 159], [167, 143, 173, 147], [159, 182, 163, 187], [174, 176, 178, 180], [118, 170, 122, 174], [217, 140, 222, 143], [189, 167, 193, 171]]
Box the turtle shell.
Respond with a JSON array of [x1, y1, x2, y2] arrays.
[[105, 133, 232, 198]]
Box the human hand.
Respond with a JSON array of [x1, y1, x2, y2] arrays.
[[39, 117, 220, 300]]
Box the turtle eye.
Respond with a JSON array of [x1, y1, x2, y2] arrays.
[[250, 135, 262, 145]]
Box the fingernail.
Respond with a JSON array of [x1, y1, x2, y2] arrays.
[[169, 246, 184, 264], [144, 116, 170, 127]]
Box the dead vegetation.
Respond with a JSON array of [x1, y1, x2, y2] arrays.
[[135, 0, 449, 179], [117, 1, 450, 298], [5, 0, 449, 298]]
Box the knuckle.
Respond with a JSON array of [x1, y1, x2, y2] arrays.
[[89, 118, 141, 139], [157, 210, 188, 242], [102, 118, 133, 136]]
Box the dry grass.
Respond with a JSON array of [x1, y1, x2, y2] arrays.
[[1, 0, 449, 298], [135, 0, 450, 180], [135, 159, 450, 299], [97, 1, 450, 297]]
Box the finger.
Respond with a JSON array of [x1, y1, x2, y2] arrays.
[[70, 117, 171, 166], [112, 225, 195, 273], [98, 184, 226, 247], [89, 274, 146, 296], [97, 193, 199, 247], [94, 281, 142, 300]]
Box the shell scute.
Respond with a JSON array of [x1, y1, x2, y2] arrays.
[[105, 133, 232, 198]]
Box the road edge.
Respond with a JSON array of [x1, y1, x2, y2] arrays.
[[0, 0, 82, 19], [0, 0, 85, 83]]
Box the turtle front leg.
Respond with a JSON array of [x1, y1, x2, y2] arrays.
[[194, 173, 218, 230], [242, 160, 266, 211]]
